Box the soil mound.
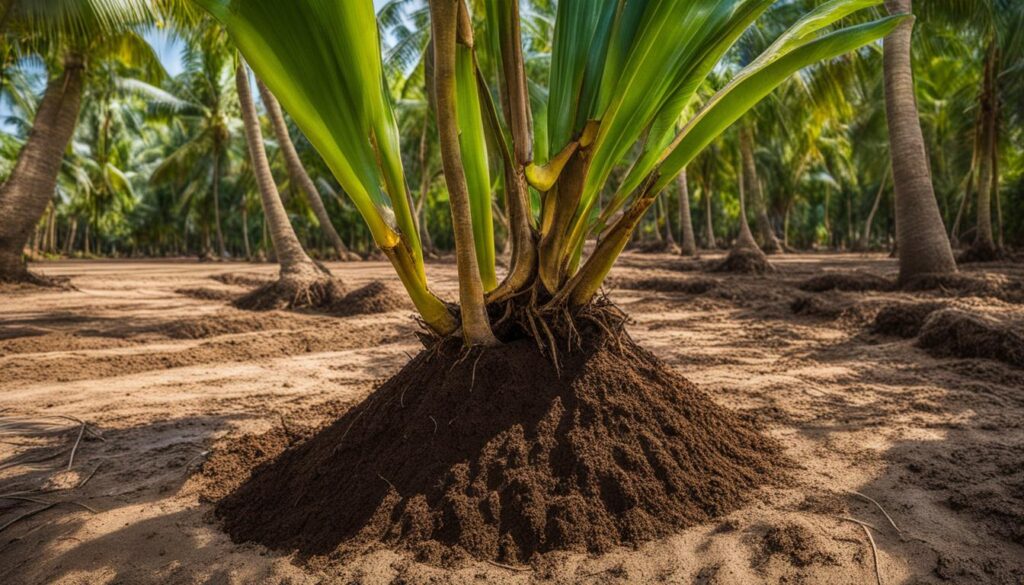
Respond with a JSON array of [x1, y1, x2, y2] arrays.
[[215, 330, 782, 563], [757, 523, 834, 568], [159, 312, 300, 339], [211, 272, 274, 287], [957, 242, 1002, 264], [631, 241, 681, 255], [712, 248, 774, 274], [917, 309, 1024, 368], [175, 287, 238, 301], [609, 276, 717, 295], [330, 281, 413, 317], [871, 302, 946, 338], [234, 277, 347, 311], [798, 272, 893, 293], [790, 293, 876, 327], [899, 273, 1024, 303]]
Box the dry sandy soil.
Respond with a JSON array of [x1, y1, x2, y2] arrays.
[[1, 253, 1022, 584]]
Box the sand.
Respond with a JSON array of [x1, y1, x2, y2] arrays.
[[1, 253, 1023, 584]]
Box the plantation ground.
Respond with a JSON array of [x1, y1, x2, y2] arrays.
[[1, 253, 1022, 584]]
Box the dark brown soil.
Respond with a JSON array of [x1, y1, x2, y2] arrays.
[[713, 248, 774, 274], [798, 272, 893, 293], [214, 330, 782, 563], [609, 275, 718, 295], [917, 309, 1024, 368], [330, 281, 413, 317], [871, 302, 946, 338]]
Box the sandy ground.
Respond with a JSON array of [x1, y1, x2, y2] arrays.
[[1, 253, 1022, 584]]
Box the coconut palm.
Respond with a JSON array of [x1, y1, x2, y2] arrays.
[[196, 0, 903, 338], [233, 62, 342, 309], [882, 0, 958, 282], [0, 0, 161, 281]]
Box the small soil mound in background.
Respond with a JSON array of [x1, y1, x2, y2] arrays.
[[798, 272, 893, 293], [713, 248, 775, 275], [757, 523, 835, 568], [790, 293, 878, 327], [331, 281, 414, 317], [917, 309, 1024, 368], [175, 287, 239, 301], [609, 276, 717, 295], [900, 273, 1024, 303], [211, 272, 274, 288], [871, 302, 946, 338], [957, 243, 1002, 264], [631, 240, 681, 255], [215, 330, 782, 563], [159, 312, 300, 339], [234, 277, 347, 312]]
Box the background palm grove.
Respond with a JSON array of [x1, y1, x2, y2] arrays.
[[2, 0, 1020, 264], [2, 1, 1024, 584]]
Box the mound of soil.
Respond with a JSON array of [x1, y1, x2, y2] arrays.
[[631, 241, 681, 255], [917, 309, 1024, 368], [175, 287, 238, 301], [330, 281, 414, 317], [234, 276, 347, 311], [159, 312, 300, 339], [900, 273, 1024, 303], [712, 248, 775, 275], [790, 293, 879, 328], [757, 523, 835, 568], [211, 272, 274, 288], [798, 272, 893, 293], [871, 302, 946, 338], [215, 330, 782, 563], [957, 242, 1002, 264], [609, 276, 717, 295]]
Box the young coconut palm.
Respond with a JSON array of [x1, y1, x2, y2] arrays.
[[195, 0, 906, 559]]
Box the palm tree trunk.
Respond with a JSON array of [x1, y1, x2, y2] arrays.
[[429, 0, 498, 346], [236, 63, 319, 277], [739, 125, 782, 254], [883, 0, 957, 281], [735, 161, 759, 251], [859, 166, 890, 251], [677, 170, 697, 256], [0, 54, 84, 281], [256, 78, 354, 261], [703, 178, 716, 249], [241, 203, 252, 260], [212, 153, 227, 259]]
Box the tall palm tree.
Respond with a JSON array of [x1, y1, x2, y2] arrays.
[[883, 0, 957, 282], [234, 62, 340, 310], [0, 0, 158, 281], [256, 79, 358, 261], [677, 169, 697, 256]]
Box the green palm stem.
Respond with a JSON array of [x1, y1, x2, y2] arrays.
[[428, 0, 497, 345]]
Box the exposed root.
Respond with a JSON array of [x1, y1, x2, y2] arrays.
[[233, 272, 346, 312]]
